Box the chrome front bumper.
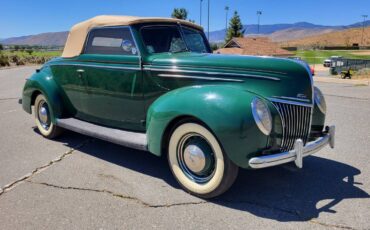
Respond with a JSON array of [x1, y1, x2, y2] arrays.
[[249, 126, 335, 169]]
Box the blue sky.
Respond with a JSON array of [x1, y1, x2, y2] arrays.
[[0, 0, 369, 38]]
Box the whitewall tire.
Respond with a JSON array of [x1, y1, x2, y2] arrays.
[[34, 94, 63, 139], [168, 122, 238, 198]]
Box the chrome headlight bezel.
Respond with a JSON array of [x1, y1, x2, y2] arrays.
[[251, 97, 273, 136], [314, 86, 326, 114]]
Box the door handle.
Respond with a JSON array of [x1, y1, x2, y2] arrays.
[[76, 69, 85, 77]]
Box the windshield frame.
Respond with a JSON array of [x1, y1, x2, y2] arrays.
[[139, 23, 211, 55]]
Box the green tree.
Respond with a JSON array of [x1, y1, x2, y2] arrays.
[[26, 49, 33, 55], [210, 43, 219, 51], [0, 43, 3, 50], [225, 11, 245, 43], [171, 8, 188, 20]]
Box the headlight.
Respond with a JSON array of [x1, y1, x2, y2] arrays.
[[251, 97, 272, 135], [314, 86, 326, 114]]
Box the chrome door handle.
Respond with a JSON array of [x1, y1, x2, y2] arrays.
[[76, 69, 84, 77]]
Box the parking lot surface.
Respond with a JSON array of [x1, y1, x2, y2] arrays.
[[0, 66, 369, 229]]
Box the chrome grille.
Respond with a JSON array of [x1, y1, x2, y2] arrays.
[[272, 102, 312, 151]]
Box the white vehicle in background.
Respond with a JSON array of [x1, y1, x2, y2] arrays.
[[323, 59, 332, 67], [323, 56, 343, 67]]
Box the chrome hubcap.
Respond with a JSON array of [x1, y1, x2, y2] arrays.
[[177, 133, 216, 184], [39, 106, 48, 124], [37, 101, 50, 130], [183, 145, 206, 173]]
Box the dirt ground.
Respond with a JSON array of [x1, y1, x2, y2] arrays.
[[351, 50, 370, 56]]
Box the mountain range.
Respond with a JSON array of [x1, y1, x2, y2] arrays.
[[1, 20, 370, 46], [209, 20, 370, 42]]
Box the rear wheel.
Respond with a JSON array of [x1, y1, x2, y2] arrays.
[[34, 94, 63, 139], [168, 122, 238, 198]]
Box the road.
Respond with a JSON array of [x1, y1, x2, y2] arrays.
[[0, 66, 369, 229]]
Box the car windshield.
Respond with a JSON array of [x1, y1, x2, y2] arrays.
[[141, 25, 210, 54]]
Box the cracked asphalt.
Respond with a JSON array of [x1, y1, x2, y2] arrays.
[[0, 66, 369, 229]]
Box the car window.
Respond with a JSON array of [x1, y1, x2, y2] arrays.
[[141, 26, 187, 53], [182, 27, 208, 53], [84, 27, 138, 55]]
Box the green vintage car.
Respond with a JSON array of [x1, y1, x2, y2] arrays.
[[20, 15, 335, 198]]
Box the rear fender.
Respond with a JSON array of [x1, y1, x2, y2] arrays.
[[22, 67, 63, 124]]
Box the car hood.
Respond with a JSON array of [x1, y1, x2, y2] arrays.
[[146, 52, 313, 104]]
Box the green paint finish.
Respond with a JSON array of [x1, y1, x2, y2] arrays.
[[22, 66, 66, 123], [144, 52, 313, 103], [146, 85, 273, 168], [311, 103, 326, 130], [21, 23, 322, 169], [47, 54, 145, 131]]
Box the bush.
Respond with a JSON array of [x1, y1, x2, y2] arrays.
[[26, 49, 34, 55], [356, 68, 370, 75], [0, 54, 10, 67], [352, 68, 370, 79]]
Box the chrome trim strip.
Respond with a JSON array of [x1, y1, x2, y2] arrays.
[[269, 97, 313, 107], [145, 67, 281, 81], [157, 74, 244, 82], [49, 63, 141, 71], [249, 125, 335, 169], [272, 96, 311, 103], [144, 64, 287, 75]]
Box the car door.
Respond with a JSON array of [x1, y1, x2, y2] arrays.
[[50, 63, 87, 117], [75, 26, 145, 132]]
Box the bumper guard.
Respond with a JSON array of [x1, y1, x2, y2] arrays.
[[249, 125, 335, 169]]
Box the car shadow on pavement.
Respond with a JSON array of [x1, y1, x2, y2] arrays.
[[216, 156, 370, 221], [38, 129, 369, 222]]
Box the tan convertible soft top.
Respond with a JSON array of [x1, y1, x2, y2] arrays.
[[62, 15, 202, 58]]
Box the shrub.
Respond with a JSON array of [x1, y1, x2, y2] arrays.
[[26, 49, 34, 55], [0, 54, 10, 67], [356, 68, 370, 75]]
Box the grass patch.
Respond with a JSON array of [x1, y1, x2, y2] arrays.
[[293, 50, 370, 64]]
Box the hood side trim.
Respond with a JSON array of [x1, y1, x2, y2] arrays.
[[144, 66, 281, 81]]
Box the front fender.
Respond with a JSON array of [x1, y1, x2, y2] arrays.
[[146, 85, 270, 168], [22, 66, 64, 124]]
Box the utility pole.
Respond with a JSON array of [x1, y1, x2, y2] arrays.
[[225, 6, 229, 31], [361, 15, 368, 46], [207, 0, 210, 40], [257, 11, 262, 34], [200, 0, 203, 26]]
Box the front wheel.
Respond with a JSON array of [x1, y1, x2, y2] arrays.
[[34, 94, 63, 139], [168, 122, 238, 198]]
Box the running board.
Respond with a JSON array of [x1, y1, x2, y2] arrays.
[[56, 118, 147, 151]]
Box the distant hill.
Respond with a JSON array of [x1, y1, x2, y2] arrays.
[[1, 20, 370, 46], [1, 31, 68, 46], [269, 28, 337, 42], [209, 20, 370, 43], [280, 26, 370, 47]]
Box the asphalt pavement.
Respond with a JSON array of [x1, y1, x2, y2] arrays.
[[0, 66, 369, 229]]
